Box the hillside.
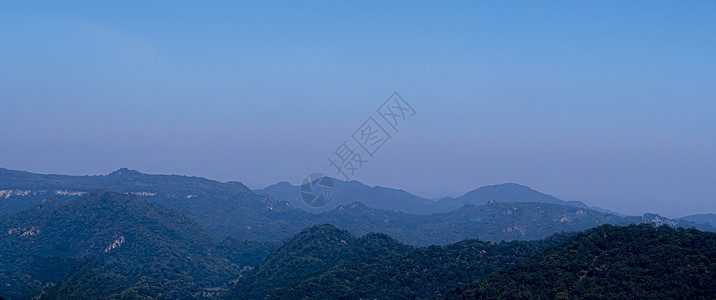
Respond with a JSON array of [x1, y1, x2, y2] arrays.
[[224, 224, 573, 299], [0, 191, 276, 299], [447, 224, 716, 299]]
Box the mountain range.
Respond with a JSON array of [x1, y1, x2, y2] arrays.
[[1, 167, 711, 247], [1, 167, 714, 299], [255, 180, 601, 215]]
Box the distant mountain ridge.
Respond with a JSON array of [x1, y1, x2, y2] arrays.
[[318, 201, 713, 245], [256, 179, 601, 215], [680, 213, 716, 227], [436, 183, 589, 211], [255, 179, 434, 214], [0, 167, 305, 241], [1, 167, 712, 247]]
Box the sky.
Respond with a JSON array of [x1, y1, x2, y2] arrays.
[[1, 1, 714, 218]]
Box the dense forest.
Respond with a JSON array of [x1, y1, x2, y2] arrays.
[[221, 224, 716, 299], [447, 224, 716, 299], [0, 191, 277, 299], [224, 225, 573, 299]]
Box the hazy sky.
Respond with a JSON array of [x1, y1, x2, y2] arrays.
[[1, 1, 714, 217]]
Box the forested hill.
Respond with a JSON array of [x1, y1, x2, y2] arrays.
[[0, 191, 276, 299], [447, 224, 716, 299], [224, 224, 573, 299]]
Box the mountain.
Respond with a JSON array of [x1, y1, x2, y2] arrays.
[[257, 179, 595, 215], [1, 182, 713, 298], [434, 183, 589, 211], [317, 201, 713, 246], [0, 167, 309, 241], [255, 179, 434, 214], [1, 168, 710, 247], [223, 224, 573, 299], [680, 213, 716, 227], [447, 224, 716, 299], [0, 191, 276, 299]]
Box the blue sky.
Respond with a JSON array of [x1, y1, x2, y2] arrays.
[[1, 1, 714, 217]]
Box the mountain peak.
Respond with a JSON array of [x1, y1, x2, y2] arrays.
[[108, 168, 142, 177], [451, 183, 589, 209]]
